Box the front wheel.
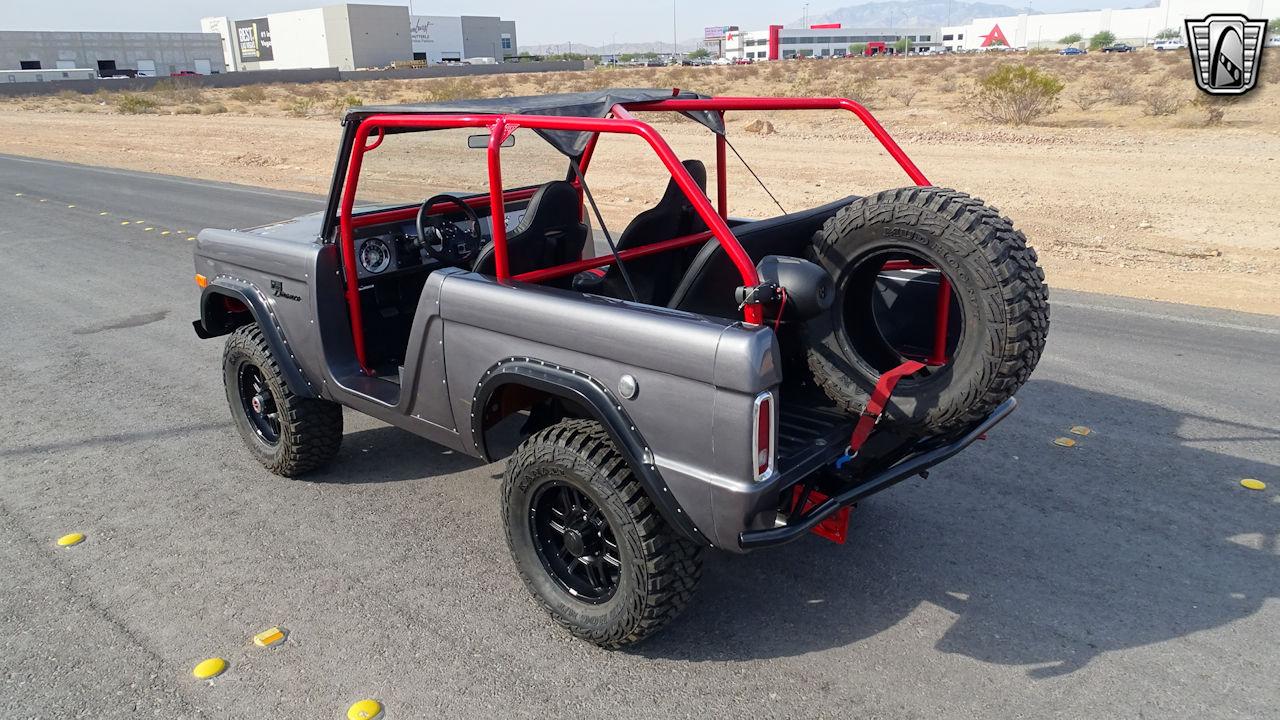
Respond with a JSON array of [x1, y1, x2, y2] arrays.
[[502, 419, 703, 649], [222, 324, 343, 477]]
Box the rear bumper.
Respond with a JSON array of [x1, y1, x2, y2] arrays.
[[737, 397, 1017, 550]]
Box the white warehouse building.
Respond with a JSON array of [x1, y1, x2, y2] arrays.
[[723, 24, 941, 61], [942, 0, 1280, 51]]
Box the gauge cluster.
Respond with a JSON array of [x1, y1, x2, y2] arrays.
[[354, 224, 430, 279]]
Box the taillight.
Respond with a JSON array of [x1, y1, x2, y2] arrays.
[[753, 391, 776, 482]]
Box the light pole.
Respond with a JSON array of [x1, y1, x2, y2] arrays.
[[673, 0, 678, 61]]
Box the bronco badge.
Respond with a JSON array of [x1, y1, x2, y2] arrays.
[[1185, 14, 1267, 96]]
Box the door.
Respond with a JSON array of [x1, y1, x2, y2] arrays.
[[137, 59, 156, 77], [194, 58, 212, 75]]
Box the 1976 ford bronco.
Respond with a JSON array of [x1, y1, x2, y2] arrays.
[[193, 89, 1049, 648]]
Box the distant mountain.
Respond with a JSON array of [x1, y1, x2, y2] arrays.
[[803, 1, 1027, 28], [522, 40, 702, 56]]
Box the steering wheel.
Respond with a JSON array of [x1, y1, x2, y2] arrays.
[[415, 194, 484, 267]]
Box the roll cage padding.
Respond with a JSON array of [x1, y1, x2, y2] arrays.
[[471, 357, 711, 546], [197, 280, 318, 399]]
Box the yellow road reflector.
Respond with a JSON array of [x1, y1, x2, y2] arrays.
[[1241, 479, 1267, 491], [121, 221, 131, 225], [187, 236, 197, 242], [38, 198, 47, 202], [67, 204, 76, 208], [1070, 426, 1091, 436], [144, 227, 154, 231], [347, 699, 384, 720], [161, 230, 171, 236], [99, 211, 109, 216], [192, 657, 227, 679], [253, 626, 285, 647], [14, 192, 22, 196], [1053, 437, 1076, 448], [56, 532, 85, 547]]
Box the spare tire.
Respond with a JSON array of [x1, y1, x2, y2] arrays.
[[801, 187, 1049, 435]]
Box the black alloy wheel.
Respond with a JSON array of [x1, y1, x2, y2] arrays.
[[530, 480, 622, 603], [237, 363, 281, 445]]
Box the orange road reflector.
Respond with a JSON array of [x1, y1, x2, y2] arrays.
[[347, 699, 384, 720], [1241, 479, 1267, 491], [192, 657, 227, 679], [1053, 437, 1076, 448], [253, 627, 286, 647], [57, 532, 85, 547], [195, 274, 208, 288], [1070, 426, 1091, 436]]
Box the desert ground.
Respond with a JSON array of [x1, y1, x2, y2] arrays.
[[2, 51, 1277, 314]]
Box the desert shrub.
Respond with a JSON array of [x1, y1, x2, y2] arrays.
[[1059, 33, 1083, 44], [1139, 87, 1185, 116], [55, 89, 83, 102], [426, 76, 483, 102], [115, 93, 157, 114], [1191, 95, 1240, 126], [285, 97, 316, 117], [970, 64, 1063, 125], [1070, 87, 1106, 110], [328, 93, 362, 114], [230, 85, 268, 103], [890, 83, 920, 106], [836, 74, 879, 106], [1101, 77, 1139, 105], [174, 105, 201, 115], [152, 77, 205, 104], [200, 102, 228, 115]]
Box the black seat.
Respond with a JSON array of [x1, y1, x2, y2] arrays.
[[666, 196, 858, 318], [472, 180, 588, 288], [599, 160, 708, 305]]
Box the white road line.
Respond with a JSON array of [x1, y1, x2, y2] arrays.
[[0, 155, 324, 203], [1055, 300, 1280, 336]]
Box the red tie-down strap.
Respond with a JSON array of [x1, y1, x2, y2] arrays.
[[845, 360, 927, 456]]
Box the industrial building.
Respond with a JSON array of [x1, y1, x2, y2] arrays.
[[942, 0, 1279, 50], [410, 15, 517, 63], [722, 24, 941, 61], [0, 30, 225, 77], [201, 4, 519, 71]]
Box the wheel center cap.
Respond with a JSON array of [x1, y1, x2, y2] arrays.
[[563, 528, 587, 557], [251, 395, 265, 414]]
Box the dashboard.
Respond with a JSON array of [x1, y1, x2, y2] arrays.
[[352, 207, 531, 280]]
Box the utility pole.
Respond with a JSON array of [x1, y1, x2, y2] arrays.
[[673, 0, 678, 60]]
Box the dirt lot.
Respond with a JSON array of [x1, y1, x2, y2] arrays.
[[3, 51, 1278, 314]]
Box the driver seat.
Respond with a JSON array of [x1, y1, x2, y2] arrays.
[[472, 181, 588, 288]]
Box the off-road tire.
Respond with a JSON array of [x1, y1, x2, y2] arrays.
[[222, 324, 343, 477], [803, 186, 1049, 434], [502, 419, 703, 649]]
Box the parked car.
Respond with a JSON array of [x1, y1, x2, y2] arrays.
[[192, 88, 1048, 649], [1102, 44, 1135, 53], [1059, 47, 1087, 55], [1152, 39, 1186, 51], [170, 70, 200, 77], [711, 57, 732, 66]]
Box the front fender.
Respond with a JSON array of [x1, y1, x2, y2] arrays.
[[195, 279, 318, 399]]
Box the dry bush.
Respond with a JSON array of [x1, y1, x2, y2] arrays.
[[54, 89, 84, 102], [1070, 87, 1107, 110], [424, 76, 483, 101], [328, 93, 362, 114], [1101, 77, 1139, 106], [152, 78, 205, 104], [1128, 54, 1154, 73], [115, 93, 157, 114], [1140, 87, 1185, 116], [230, 85, 268, 104], [970, 64, 1064, 125], [890, 83, 920, 107], [200, 102, 228, 115], [173, 105, 201, 115], [1191, 94, 1241, 126], [284, 97, 316, 117]]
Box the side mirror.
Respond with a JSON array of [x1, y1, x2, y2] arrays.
[[468, 134, 515, 149]]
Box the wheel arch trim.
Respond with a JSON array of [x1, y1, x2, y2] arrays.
[[472, 357, 711, 547], [199, 278, 318, 399]]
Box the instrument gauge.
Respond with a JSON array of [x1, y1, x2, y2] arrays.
[[359, 237, 392, 274]]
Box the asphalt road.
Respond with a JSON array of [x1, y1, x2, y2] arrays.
[[1, 153, 1277, 720]]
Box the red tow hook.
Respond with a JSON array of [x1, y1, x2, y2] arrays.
[[835, 360, 927, 469]]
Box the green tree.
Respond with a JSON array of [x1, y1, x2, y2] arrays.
[[1089, 31, 1117, 49], [1059, 33, 1082, 44], [893, 37, 910, 52], [849, 42, 867, 55], [688, 48, 710, 59], [1153, 28, 1180, 40]]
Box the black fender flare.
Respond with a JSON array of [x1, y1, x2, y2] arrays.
[[472, 357, 710, 547], [195, 279, 318, 399]]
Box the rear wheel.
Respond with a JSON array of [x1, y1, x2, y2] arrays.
[[222, 324, 343, 477], [502, 419, 703, 648], [802, 187, 1049, 435]]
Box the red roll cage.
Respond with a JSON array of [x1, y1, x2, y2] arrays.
[[335, 95, 937, 376]]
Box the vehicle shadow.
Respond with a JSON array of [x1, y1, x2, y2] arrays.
[[637, 378, 1280, 675], [310, 424, 484, 485]]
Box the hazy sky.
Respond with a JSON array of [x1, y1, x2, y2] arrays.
[[0, 1, 1131, 45]]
